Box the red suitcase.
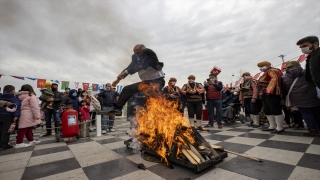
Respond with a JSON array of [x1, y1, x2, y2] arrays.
[[62, 109, 79, 137], [202, 109, 216, 121]]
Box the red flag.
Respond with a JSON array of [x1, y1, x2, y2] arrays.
[[297, 54, 308, 63], [82, 83, 90, 91], [210, 66, 222, 75], [37, 79, 46, 88], [253, 72, 261, 80]]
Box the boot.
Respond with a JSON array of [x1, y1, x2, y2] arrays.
[[262, 115, 276, 131], [196, 120, 202, 127], [189, 118, 195, 126], [303, 129, 319, 137], [274, 114, 285, 133], [252, 114, 260, 128]]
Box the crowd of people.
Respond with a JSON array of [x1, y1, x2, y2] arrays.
[[0, 36, 319, 151]]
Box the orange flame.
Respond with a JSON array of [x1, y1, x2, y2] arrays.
[[136, 83, 195, 165]]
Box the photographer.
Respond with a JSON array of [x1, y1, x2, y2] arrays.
[[204, 74, 223, 128]]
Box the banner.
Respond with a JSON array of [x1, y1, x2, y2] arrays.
[[37, 79, 46, 88], [253, 72, 261, 80], [297, 54, 308, 63], [26, 77, 37, 81], [51, 80, 60, 84], [11, 76, 24, 80], [82, 83, 90, 91], [92, 84, 99, 91], [61, 81, 69, 90], [74, 82, 79, 89]]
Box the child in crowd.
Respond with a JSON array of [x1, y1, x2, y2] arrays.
[[40, 82, 54, 110], [79, 100, 90, 121], [15, 84, 41, 148], [0, 85, 21, 151], [56, 104, 66, 125]]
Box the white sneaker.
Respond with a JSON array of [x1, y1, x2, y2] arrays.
[[102, 130, 107, 134], [109, 128, 115, 132], [29, 140, 41, 146], [15, 143, 31, 149]]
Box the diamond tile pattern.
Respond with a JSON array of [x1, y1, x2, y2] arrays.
[[0, 117, 318, 180]]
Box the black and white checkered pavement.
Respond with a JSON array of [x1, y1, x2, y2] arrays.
[[0, 117, 319, 180]]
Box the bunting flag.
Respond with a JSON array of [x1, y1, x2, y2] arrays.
[[253, 72, 261, 80], [51, 80, 60, 84], [92, 84, 99, 91], [11, 75, 24, 80], [297, 54, 308, 63], [82, 83, 90, 91], [26, 77, 37, 81], [61, 81, 69, 90], [74, 82, 79, 89], [37, 79, 46, 88]]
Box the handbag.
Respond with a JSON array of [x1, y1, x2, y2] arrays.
[[285, 77, 299, 107]]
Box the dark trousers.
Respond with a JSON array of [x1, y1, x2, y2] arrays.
[[261, 94, 282, 115], [115, 77, 165, 108], [44, 108, 57, 134], [90, 112, 96, 125], [282, 106, 291, 124], [187, 100, 203, 120], [291, 110, 304, 128], [0, 115, 13, 146], [298, 106, 320, 130], [244, 98, 263, 115]]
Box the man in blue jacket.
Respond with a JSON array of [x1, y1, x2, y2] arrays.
[[0, 85, 21, 151], [98, 83, 120, 133], [106, 44, 165, 116]]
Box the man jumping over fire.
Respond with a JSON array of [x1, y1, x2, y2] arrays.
[[105, 44, 165, 116]]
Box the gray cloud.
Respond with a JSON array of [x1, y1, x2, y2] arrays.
[[0, 0, 319, 90]]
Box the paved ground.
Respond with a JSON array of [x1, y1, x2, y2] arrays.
[[0, 117, 319, 180]]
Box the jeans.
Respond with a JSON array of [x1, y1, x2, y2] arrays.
[[298, 106, 320, 130], [44, 108, 57, 134], [115, 77, 165, 108], [0, 115, 13, 147], [207, 99, 222, 125], [16, 127, 34, 144], [102, 106, 115, 130]]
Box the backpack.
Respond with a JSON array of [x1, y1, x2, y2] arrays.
[[90, 95, 101, 111]]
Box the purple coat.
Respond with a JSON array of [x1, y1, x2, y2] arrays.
[[281, 67, 320, 108]]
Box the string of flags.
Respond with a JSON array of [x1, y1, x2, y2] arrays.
[[0, 74, 123, 93]]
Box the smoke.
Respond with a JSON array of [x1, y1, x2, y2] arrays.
[[0, 0, 148, 84], [126, 115, 141, 153]]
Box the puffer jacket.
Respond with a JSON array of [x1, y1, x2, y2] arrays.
[[0, 92, 21, 117], [18, 92, 41, 129]]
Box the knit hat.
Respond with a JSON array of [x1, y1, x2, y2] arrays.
[[188, 75, 196, 80], [257, 61, 271, 67], [169, 77, 177, 82], [286, 61, 301, 68], [44, 82, 52, 87], [242, 72, 251, 77]]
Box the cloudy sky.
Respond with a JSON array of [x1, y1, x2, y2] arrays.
[[0, 0, 319, 92]]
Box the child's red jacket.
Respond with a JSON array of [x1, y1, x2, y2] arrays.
[[79, 106, 90, 120]]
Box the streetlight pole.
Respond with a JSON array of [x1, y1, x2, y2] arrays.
[[278, 54, 286, 63]]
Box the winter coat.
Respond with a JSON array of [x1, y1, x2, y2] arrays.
[[61, 89, 79, 111], [305, 47, 320, 88], [98, 90, 120, 107], [79, 106, 90, 120], [204, 81, 223, 100], [0, 92, 21, 117], [282, 67, 320, 108], [18, 92, 41, 129]]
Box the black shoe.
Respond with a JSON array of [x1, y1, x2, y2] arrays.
[[4, 145, 13, 150], [261, 127, 275, 131], [271, 129, 285, 134], [42, 133, 52, 137], [252, 125, 260, 128], [106, 107, 122, 116]]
